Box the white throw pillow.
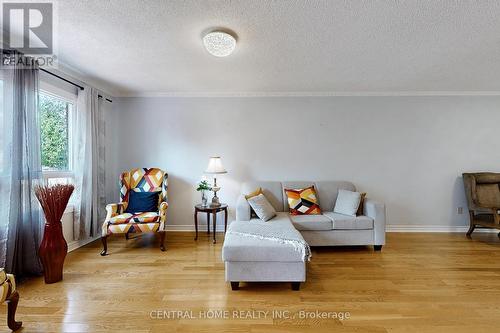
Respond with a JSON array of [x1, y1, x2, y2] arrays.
[[247, 194, 277, 222], [333, 189, 362, 216]]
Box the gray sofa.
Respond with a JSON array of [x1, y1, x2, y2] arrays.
[[222, 181, 386, 290], [236, 181, 386, 247]]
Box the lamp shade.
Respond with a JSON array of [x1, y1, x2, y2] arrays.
[[205, 157, 227, 174]]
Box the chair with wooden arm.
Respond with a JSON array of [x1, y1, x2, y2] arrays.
[[0, 268, 22, 331], [463, 173, 500, 237]]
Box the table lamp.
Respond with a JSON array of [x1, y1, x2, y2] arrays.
[[205, 156, 227, 207]]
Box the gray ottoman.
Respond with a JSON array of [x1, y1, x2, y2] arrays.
[[221, 213, 307, 290]]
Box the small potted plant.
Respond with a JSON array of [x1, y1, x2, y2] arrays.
[[196, 180, 212, 207]]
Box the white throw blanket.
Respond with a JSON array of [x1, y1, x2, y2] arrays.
[[227, 220, 311, 262]]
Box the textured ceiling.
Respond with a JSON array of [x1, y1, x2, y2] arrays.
[[54, 0, 500, 96]]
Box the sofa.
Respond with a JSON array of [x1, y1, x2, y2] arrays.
[[235, 181, 386, 248], [222, 181, 386, 290]]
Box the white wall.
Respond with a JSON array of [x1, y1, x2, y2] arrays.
[[107, 96, 500, 230]]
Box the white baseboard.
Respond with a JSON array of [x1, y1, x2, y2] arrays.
[[64, 225, 497, 253], [386, 224, 497, 233], [165, 224, 226, 232], [165, 224, 498, 233], [67, 235, 101, 252]]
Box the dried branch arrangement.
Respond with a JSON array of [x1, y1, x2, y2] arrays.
[[34, 184, 75, 224]]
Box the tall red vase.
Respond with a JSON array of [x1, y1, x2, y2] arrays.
[[38, 222, 68, 284]]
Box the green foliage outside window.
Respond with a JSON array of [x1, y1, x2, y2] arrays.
[[39, 94, 69, 171]]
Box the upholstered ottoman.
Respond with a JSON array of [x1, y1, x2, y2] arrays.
[[221, 213, 307, 290]]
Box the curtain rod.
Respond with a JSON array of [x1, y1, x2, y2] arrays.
[[40, 68, 113, 103]]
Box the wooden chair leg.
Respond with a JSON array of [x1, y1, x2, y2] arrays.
[[159, 231, 166, 251], [466, 211, 475, 237], [6, 290, 22, 331], [100, 236, 108, 256]]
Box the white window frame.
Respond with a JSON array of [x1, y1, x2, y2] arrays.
[[39, 81, 77, 184]]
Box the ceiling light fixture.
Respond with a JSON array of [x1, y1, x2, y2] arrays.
[[203, 30, 236, 57]]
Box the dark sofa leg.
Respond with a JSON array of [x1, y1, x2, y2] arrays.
[[100, 236, 108, 256], [374, 245, 382, 251], [291, 282, 300, 291], [159, 231, 166, 251], [230, 282, 239, 290]]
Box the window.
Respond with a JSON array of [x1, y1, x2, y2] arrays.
[[39, 90, 75, 185]]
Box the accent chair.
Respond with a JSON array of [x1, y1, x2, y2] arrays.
[[463, 172, 500, 237], [101, 168, 168, 255]]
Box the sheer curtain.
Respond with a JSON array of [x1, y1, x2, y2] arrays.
[[73, 86, 106, 240], [0, 53, 44, 276]]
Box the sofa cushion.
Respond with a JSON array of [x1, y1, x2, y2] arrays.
[[247, 193, 277, 221], [242, 181, 284, 212], [109, 212, 160, 224], [314, 181, 356, 212], [356, 192, 367, 216], [333, 189, 361, 216], [125, 190, 160, 214], [289, 214, 333, 231], [324, 212, 374, 230], [222, 213, 305, 262], [245, 187, 263, 200], [284, 186, 322, 215], [282, 181, 315, 211]]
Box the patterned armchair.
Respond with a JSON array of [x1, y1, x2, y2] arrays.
[[101, 168, 168, 255]]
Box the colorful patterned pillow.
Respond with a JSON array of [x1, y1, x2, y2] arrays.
[[285, 186, 322, 215]]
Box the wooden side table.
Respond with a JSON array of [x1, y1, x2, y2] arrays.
[[194, 204, 228, 244]]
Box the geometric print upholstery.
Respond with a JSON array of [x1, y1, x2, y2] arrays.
[[285, 186, 322, 215], [108, 212, 160, 225], [103, 168, 169, 237], [107, 222, 160, 235], [120, 168, 168, 205], [0, 269, 16, 304]]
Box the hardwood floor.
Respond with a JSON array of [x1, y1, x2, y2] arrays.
[[2, 232, 500, 332]]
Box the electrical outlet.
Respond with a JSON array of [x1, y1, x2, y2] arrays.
[[457, 207, 463, 214]]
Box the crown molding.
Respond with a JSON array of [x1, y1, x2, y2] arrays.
[[115, 90, 500, 98], [54, 60, 117, 98]]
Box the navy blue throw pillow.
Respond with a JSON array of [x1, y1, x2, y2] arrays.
[[125, 191, 160, 214]]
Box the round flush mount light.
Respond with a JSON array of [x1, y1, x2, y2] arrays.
[[203, 30, 237, 57]]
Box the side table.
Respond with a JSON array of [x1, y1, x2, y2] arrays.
[[194, 204, 228, 244]]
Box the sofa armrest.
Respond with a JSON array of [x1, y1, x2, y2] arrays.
[[364, 199, 386, 245], [235, 195, 251, 221]]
